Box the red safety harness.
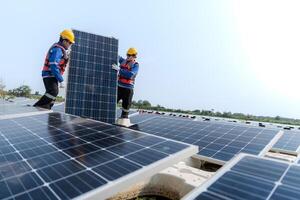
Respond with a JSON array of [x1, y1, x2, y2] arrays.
[[118, 60, 137, 85], [42, 43, 69, 75]]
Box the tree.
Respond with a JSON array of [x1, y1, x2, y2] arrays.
[[9, 85, 32, 97], [275, 116, 281, 121], [0, 79, 6, 99], [142, 100, 151, 108]]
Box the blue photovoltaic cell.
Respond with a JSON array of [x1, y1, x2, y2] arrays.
[[272, 131, 300, 154], [131, 114, 279, 163], [186, 155, 300, 200], [0, 112, 194, 199], [65, 30, 118, 124], [129, 113, 160, 124]]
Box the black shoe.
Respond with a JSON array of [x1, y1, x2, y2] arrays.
[[121, 111, 129, 118]]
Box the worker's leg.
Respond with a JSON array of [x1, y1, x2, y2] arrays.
[[33, 77, 58, 109], [117, 86, 123, 103], [121, 87, 134, 118]]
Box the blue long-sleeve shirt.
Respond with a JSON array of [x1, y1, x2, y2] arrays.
[[118, 56, 139, 89], [42, 46, 64, 82]]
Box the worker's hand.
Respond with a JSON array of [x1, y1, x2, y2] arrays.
[[59, 82, 65, 88], [112, 63, 120, 71]]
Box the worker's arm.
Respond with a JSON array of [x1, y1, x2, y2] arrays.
[[119, 62, 139, 79], [118, 56, 125, 64], [48, 47, 64, 82]]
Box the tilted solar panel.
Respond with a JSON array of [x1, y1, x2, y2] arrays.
[[0, 112, 197, 199], [0, 103, 52, 120], [272, 131, 300, 155], [65, 30, 118, 124], [183, 154, 300, 200], [131, 114, 281, 164]]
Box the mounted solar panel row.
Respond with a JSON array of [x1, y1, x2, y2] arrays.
[[0, 103, 52, 120], [131, 113, 281, 164], [272, 131, 300, 155], [0, 112, 197, 200], [183, 154, 300, 200], [65, 30, 118, 124]]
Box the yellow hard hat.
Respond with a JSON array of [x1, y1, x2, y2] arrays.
[[127, 47, 138, 55], [60, 29, 75, 43]]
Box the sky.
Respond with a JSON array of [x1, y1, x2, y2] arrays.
[[1, 0, 300, 119]]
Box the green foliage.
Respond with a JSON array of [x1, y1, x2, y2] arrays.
[[0, 79, 6, 99], [8, 85, 31, 97]]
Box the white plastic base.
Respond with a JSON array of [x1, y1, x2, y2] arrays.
[[116, 118, 133, 127]]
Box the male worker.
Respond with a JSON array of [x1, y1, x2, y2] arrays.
[[112, 48, 139, 119], [34, 29, 75, 109]]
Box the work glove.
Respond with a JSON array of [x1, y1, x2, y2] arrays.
[[112, 63, 120, 71], [59, 82, 65, 88]]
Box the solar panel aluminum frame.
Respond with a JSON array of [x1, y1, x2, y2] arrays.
[[77, 145, 198, 200], [0, 112, 198, 200], [181, 153, 289, 200], [271, 147, 300, 156], [191, 130, 283, 166], [71, 126, 198, 200], [65, 29, 118, 124], [271, 132, 300, 156]]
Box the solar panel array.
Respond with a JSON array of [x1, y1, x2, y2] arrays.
[[65, 30, 118, 124], [272, 131, 300, 155], [183, 154, 300, 200], [0, 103, 51, 119], [0, 112, 196, 200], [52, 103, 65, 113], [131, 114, 280, 164]]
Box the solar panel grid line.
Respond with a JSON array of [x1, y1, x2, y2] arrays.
[[4, 118, 113, 193], [131, 114, 281, 164], [26, 115, 151, 169], [0, 112, 198, 199], [265, 164, 292, 200], [77, 142, 198, 200], [1, 116, 133, 198], [192, 125, 249, 164], [182, 153, 248, 200], [271, 131, 300, 155], [182, 153, 300, 200], [65, 30, 118, 124], [130, 114, 159, 124], [0, 132, 61, 200], [254, 130, 283, 157], [74, 113, 199, 151], [0, 109, 53, 120], [31, 114, 198, 199]]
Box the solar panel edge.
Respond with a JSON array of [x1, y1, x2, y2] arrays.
[[130, 115, 282, 165], [182, 153, 248, 200], [72, 29, 119, 41], [76, 144, 198, 200], [259, 130, 283, 156], [271, 147, 299, 156], [193, 154, 226, 166], [0, 112, 198, 200], [65, 30, 118, 124], [0, 109, 53, 120], [181, 153, 297, 200], [271, 131, 300, 155]]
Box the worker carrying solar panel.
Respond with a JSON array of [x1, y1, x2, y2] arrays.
[[34, 29, 75, 109], [112, 48, 139, 122]]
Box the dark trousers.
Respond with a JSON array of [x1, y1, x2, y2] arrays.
[[117, 86, 134, 118], [34, 77, 58, 110]]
